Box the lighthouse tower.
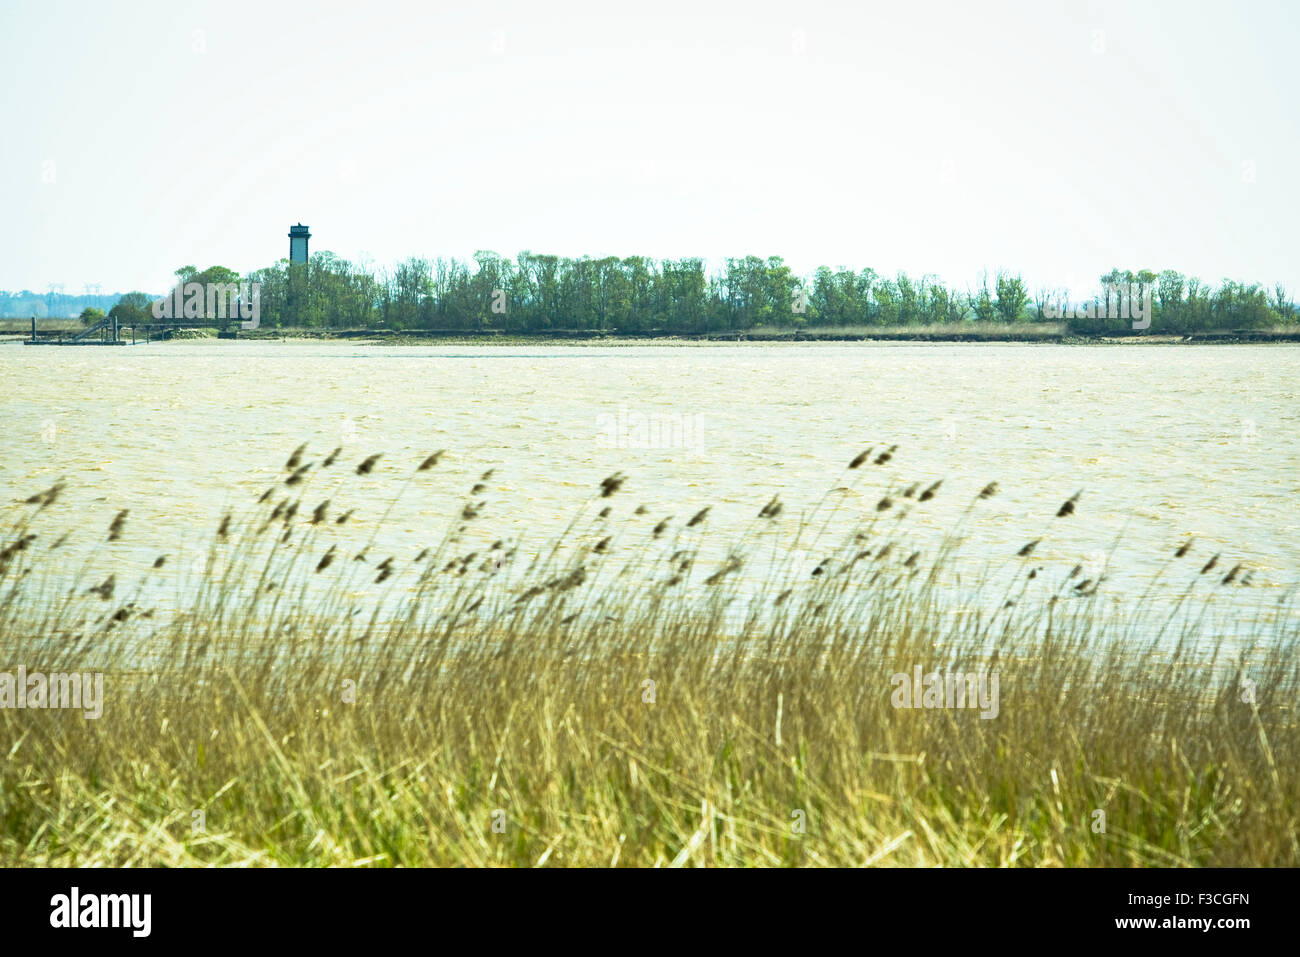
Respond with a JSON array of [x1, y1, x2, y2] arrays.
[[289, 223, 311, 264]]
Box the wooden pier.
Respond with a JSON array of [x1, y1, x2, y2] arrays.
[[23, 315, 242, 345], [23, 315, 126, 345]]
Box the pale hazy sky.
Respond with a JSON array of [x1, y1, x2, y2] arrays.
[[2, 0, 1297, 297]]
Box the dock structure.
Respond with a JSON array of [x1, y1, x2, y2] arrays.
[[24, 314, 246, 345], [24, 314, 128, 345], [24, 224, 295, 344]]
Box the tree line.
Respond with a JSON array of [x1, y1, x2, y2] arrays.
[[78, 253, 1300, 334]]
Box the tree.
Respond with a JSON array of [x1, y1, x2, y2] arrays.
[[968, 273, 996, 323], [79, 306, 106, 326], [193, 265, 241, 288], [1157, 270, 1185, 328], [994, 272, 1029, 322], [1272, 283, 1295, 323], [108, 292, 152, 328], [764, 257, 798, 327]]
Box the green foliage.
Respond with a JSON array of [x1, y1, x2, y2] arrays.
[[994, 272, 1029, 322], [170, 255, 1297, 336], [108, 291, 153, 326], [1062, 267, 1290, 334], [968, 274, 996, 323]]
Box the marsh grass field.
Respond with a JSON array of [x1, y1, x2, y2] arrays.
[[1, 442, 1297, 867]]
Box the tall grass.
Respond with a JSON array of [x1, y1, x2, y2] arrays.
[[0, 445, 1295, 867]]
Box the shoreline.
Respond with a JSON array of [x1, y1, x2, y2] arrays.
[[7, 324, 1300, 346]]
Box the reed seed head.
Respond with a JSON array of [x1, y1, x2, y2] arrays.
[[88, 574, 115, 600], [1057, 491, 1081, 517], [704, 555, 742, 585], [24, 480, 65, 510]]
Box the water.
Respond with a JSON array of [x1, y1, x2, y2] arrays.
[[3, 339, 1298, 639]]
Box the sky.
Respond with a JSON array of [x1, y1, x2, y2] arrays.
[[2, 0, 1298, 298]]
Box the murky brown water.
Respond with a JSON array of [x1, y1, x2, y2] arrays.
[[3, 339, 1298, 639]]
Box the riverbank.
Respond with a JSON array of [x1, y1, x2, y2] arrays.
[[214, 322, 1300, 345], [8, 319, 1300, 346]]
